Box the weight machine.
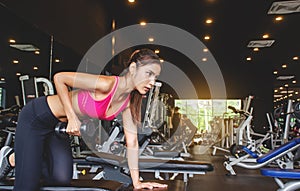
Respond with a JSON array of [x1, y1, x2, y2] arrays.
[[19, 75, 54, 105]]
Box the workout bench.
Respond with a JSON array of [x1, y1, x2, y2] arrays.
[[84, 152, 213, 183], [261, 168, 300, 191], [224, 137, 300, 175]]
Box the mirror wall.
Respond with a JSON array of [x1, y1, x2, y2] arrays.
[[0, 5, 82, 106]]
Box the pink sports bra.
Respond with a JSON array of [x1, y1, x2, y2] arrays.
[[77, 76, 130, 121]]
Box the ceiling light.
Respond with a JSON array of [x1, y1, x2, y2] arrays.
[[247, 40, 275, 48], [293, 56, 299, 60], [253, 48, 259, 51], [140, 21, 146, 26], [205, 19, 213, 24], [154, 49, 159, 54], [204, 35, 210, 40], [10, 44, 40, 52], [12, 60, 19, 64], [0, 78, 5, 84], [280, 90, 294, 94], [282, 64, 287, 68], [275, 16, 283, 21], [268, 0, 300, 14], [246, 57, 252, 61], [148, 37, 154, 42], [262, 34, 269, 39], [9, 39, 16, 43], [273, 71, 278, 74]]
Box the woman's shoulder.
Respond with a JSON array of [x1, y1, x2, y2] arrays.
[[95, 75, 118, 92]]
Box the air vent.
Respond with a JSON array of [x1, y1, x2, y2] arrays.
[[10, 44, 40, 51], [247, 40, 275, 48], [276, 75, 295, 80], [268, 0, 300, 14]]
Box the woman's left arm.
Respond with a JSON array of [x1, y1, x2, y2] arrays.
[[122, 106, 168, 190], [122, 107, 141, 187]]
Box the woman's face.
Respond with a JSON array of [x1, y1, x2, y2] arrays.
[[133, 63, 161, 94]]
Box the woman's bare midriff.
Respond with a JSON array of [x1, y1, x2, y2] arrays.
[[46, 90, 83, 122]]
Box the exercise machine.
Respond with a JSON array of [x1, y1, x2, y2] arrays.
[[224, 137, 300, 175], [19, 75, 54, 105]]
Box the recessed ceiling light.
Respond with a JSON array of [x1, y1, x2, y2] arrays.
[[140, 21, 146, 26], [275, 16, 283, 21], [262, 34, 269, 39], [148, 37, 154, 42], [204, 35, 210, 40], [9, 39, 16, 43], [280, 90, 294, 94], [274, 94, 283, 98], [205, 19, 213, 24]]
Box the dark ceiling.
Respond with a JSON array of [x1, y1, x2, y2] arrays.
[[0, 0, 300, 124]]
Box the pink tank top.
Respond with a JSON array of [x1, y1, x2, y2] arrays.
[[77, 76, 130, 121]]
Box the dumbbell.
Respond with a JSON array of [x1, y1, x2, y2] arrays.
[[55, 119, 97, 138]]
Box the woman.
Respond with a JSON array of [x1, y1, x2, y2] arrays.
[[0, 48, 167, 190]]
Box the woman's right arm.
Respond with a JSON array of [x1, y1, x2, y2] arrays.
[[53, 72, 112, 135], [53, 72, 82, 135]]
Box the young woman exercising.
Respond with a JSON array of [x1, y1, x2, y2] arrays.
[[0, 48, 168, 190]]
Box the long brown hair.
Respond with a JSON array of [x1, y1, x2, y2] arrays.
[[125, 48, 161, 125]]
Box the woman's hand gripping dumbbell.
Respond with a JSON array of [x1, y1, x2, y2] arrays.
[[55, 119, 96, 138]]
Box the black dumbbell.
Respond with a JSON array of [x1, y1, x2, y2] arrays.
[[55, 119, 97, 138]]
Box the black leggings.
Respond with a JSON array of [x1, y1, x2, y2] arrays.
[[14, 96, 73, 191]]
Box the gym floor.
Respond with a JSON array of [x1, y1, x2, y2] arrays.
[[135, 147, 280, 191], [0, 146, 281, 191], [185, 148, 278, 191]]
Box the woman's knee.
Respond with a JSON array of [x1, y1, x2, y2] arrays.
[[48, 172, 72, 186]]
